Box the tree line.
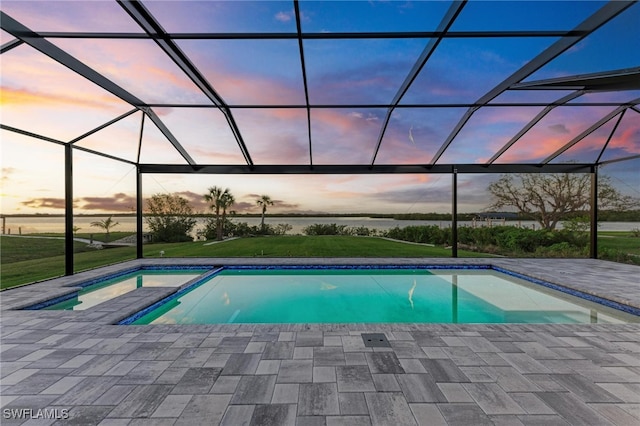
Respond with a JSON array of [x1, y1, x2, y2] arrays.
[[145, 187, 275, 242], [142, 173, 638, 243]]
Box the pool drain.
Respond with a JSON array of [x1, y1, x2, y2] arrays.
[[361, 333, 391, 348]]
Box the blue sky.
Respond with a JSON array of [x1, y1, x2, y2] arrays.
[[1, 1, 638, 215]]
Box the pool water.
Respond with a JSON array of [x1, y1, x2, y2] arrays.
[[130, 268, 639, 324], [45, 269, 209, 311]]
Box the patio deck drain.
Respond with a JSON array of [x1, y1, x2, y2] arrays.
[[361, 333, 391, 348]]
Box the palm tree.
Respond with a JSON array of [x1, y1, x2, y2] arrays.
[[204, 186, 233, 240], [90, 216, 119, 241], [219, 191, 235, 240], [256, 195, 274, 232]]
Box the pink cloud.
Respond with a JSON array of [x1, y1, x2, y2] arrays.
[[206, 71, 304, 106], [609, 124, 640, 154], [49, 38, 209, 104], [497, 106, 621, 163]]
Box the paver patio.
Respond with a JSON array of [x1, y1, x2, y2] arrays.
[[1, 258, 639, 425]]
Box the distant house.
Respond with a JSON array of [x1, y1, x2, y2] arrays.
[[474, 212, 519, 220]]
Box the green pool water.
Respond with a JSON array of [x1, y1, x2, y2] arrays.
[[131, 268, 639, 324], [45, 269, 208, 311]]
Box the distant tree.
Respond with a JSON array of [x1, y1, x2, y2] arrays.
[[487, 173, 638, 230], [219, 191, 235, 240], [90, 216, 119, 241], [204, 186, 235, 240], [145, 193, 196, 242], [256, 194, 274, 232]]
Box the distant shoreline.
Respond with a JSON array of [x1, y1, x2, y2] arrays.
[[2, 211, 639, 222]]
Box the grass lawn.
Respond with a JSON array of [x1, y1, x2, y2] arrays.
[[1, 236, 94, 264], [141, 235, 486, 258], [598, 231, 640, 256], [0, 248, 138, 290], [1, 236, 137, 289]]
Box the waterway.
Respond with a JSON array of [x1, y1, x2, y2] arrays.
[[1, 215, 637, 236]]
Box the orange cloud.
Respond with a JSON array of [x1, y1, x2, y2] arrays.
[[0, 86, 122, 110]]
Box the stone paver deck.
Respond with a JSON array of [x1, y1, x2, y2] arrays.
[[1, 258, 639, 425]]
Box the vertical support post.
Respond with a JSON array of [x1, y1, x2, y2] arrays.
[[136, 166, 143, 259], [65, 144, 74, 275], [590, 167, 598, 259], [452, 167, 458, 258]]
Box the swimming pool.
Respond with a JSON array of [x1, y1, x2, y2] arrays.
[[36, 267, 211, 311], [124, 266, 640, 325]]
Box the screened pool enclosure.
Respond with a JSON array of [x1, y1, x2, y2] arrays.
[[1, 0, 639, 276]]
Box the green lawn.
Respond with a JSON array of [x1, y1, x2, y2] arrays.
[[598, 231, 640, 256], [1, 247, 138, 290], [142, 236, 485, 258], [1, 236, 92, 264]]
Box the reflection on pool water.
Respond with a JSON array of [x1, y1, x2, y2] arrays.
[[128, 267, 640, 325], [44, 269, 210, 311]]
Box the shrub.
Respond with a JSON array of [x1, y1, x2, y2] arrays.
[[274, 223, 293, 235], [599, 248, 640, 265], [495, 227, 558, 252], [303, 223, 349, 236], [348, 226, 377, 236], [384, 225, 450, 245], [145, 193, 196, 243], [534, 242, 586, 258]]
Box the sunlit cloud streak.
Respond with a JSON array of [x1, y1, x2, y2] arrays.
[[178, 39, 305, 105], [311, 109, 383, 164], [2, 47, 133, 140], [607, 115, 640, 155], [439, 107, 547, 164], [50, 38, 210, 104], [498, 106, 619, 163], [1, 87, 120, 111]]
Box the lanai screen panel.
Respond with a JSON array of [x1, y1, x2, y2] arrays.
[[0, 0, 638, 170]]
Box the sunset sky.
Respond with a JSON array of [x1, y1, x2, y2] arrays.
[[1, 0, 639, 216]]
